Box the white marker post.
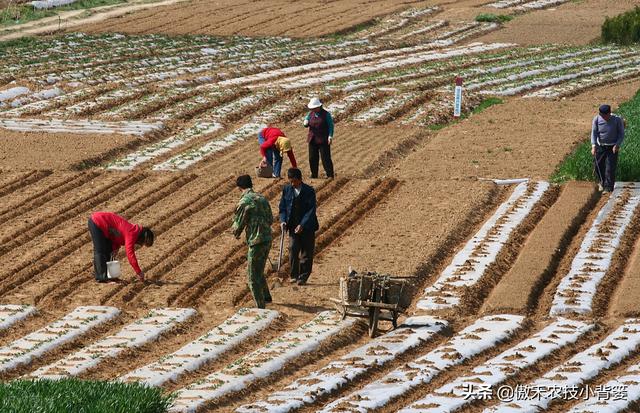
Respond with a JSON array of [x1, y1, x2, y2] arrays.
[[453, 76, 463, 118]]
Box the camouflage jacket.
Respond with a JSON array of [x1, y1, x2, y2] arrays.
[[232, 189, 273, 246]]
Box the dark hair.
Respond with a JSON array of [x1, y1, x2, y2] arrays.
[[287, 168, 302, 180], [139, 227, 154, 247], [599, 104, 611, 115], [236, 174, 253, 189]]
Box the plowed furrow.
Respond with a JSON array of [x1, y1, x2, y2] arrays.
[[170, 178, 351, 308], [185, 178, 397, 309], [0, 173, 143, 257], [0, 173, 176, 282], [0, 170, 51, 200], [32, 176, 239, 306], [230, 178, 399, 306], [106, 180, 285, 306], [0, 172, 99, 225], [24, 174, 200, 305], [0, 174, 188, 299]]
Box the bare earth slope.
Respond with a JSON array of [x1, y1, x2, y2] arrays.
[[77, 0, 433, 37], [476, 0, 640, 46]]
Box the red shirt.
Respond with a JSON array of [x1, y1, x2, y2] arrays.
[[90, 212, 143, 274], [259, 127, 286, 157]]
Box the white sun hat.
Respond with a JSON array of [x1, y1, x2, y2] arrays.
[[307, 97, 322, 109]]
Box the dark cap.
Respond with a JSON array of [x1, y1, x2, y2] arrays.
[[599, 104, 611, 115], [236, 174, 252, 189]]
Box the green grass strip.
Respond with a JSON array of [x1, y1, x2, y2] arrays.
[[0, 378, 174, 413], [0, 0, 125, 27], [552, 87, 640, 183], [475, 13, 513, 23]]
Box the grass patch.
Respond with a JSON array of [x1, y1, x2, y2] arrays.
[[602, 6, 640, 45], [0, 379, 174, 413], [0, 0, 125, 27], [475, 13, 513, 23], [428, 97, 504, 130], [552, 88, 640, 183]]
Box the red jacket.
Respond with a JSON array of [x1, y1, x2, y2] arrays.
[[259, 127, 297, 167], [90, 212, 143, 274], [259, 127, 286, 156]]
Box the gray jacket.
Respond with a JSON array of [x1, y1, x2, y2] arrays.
[[591, 114, 625, 146]]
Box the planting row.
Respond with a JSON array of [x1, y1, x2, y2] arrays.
[[0, 118, 164, 136], [417, 181, 549, 311], [551, 182, 640, 316]]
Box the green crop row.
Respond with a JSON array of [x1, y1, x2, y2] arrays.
[[0, 379, 174, 413], [552, 87, 640, 182], [602, 6, 640, 45]]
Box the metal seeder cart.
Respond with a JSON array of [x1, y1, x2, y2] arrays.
[[330, 269, 415, 337]]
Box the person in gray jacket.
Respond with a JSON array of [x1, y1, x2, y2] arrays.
[[591, 104, 625, 193]]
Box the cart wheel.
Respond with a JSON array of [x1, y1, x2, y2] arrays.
[[368, 290, 381, 338]]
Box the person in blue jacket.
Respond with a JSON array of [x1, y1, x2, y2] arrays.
[[279, 168, 319, 285]]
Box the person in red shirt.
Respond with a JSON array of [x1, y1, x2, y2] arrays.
[[88, 212, 154, 282], [258, 126, 297, 178]]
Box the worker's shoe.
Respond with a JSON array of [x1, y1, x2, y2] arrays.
[[265, 296, 273, 303], [297, 275, 309, 286], [598, 183, 604, 192], [289, 277, 298, 284]]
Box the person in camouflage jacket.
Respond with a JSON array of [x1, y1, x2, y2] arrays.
[[232, 175, 273, 308]]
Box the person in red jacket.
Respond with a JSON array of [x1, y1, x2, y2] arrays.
[[258, 126, 297, 178], [88, 212, 154, 282]]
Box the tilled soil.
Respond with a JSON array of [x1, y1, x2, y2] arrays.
[[0, 129, 135, 170], [476, 0, 640, 46], [482, 181, 598, 315], [393, 78, 640, 182], [76, 0, 433, 37], [610, 226, 640, 317], [3, 2, 640, 411]]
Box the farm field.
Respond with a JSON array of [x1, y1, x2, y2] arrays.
[[3, 1, 640, 413]]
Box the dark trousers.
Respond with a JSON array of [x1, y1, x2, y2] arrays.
[[289, 230, 315, 282], [594, 145, 618, 191], [309, 141, 334, 178], [88, 218, 111, 281]]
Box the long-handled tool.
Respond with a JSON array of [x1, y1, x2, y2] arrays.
[[277, 225, 285, 271], [593, 149, 605, 190]]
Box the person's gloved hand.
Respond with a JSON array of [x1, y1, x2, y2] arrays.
[[136, 271, 145, 282], [328, 136, 333, 145], [591, 145, 596, 156], [303, 119, 309, 127]]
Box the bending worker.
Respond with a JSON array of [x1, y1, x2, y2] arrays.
[[279, 168, 319, 286], [232, 175, 273, 308], [88, 211, 154, 283], [258, 126, 297, 179]]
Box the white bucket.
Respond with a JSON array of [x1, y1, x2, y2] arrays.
[[106, 261, 121, 279]]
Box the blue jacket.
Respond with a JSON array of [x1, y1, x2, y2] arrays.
[[279, 183, 319, 233]]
